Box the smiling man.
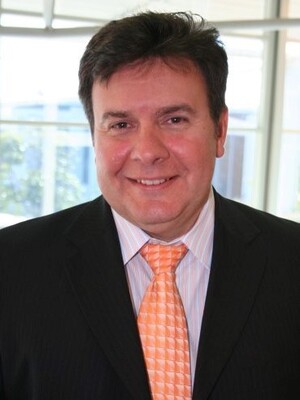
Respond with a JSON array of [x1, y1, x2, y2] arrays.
[[92, 57, 227, 241], [0, 11, 300, 400]]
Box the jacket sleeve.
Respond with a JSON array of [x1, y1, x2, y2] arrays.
[[0, 356, 5, 399]]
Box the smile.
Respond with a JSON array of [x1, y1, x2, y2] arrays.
[[136, 178, 171, 186]]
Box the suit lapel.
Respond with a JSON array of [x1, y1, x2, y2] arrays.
[[193, 193, 267, 400], [63, 197, 151, 400], [60, 193, 267, 400]]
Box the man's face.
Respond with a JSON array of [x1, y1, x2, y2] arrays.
[[92, 58, 228, 241]]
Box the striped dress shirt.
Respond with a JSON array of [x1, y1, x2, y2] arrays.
[[112, 188, 215, 385]]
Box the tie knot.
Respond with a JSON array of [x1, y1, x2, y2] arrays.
[[140, 243, 188, 275]]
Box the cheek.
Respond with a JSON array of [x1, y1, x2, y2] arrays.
[[94, 139, 129, 176], [176, 141, 217, 186], [174, 136, 213, 166]]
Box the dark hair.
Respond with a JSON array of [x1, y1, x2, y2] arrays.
[[78, 11, 228, 133]]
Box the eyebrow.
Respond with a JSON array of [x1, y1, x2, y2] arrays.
[[155, 104, 196, 118], [100, 103, 196, 123], [101, 110, 131, 123]]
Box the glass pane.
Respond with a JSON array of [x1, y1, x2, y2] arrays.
[[2, 0, 42, 13], [0, 13, 44, 28], [283, 41, 300, 131], [55, 0, 141, 20], [52, 18, 97, 28], [213, 35, 264, 206], [288, 0, 300, 17], [287, 0, 300, 40], [224, 36, 263, 123], [0, 124, 98, 228], [276, 133, 300, 221], [1, 0, 269, 21], [213, 129, 258, 204], [0, 35, 88, 123], [201, 0, 267, 20], [276, 38, 300, 221], [54, 0, 268, 21], [0, 32, 96, 227]]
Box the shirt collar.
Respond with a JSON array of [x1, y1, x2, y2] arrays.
[[112, 187, 215, 269]]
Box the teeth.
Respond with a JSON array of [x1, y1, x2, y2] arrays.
[[137, 178, 168, 186]]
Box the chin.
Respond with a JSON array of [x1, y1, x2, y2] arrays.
[[133, 209, 178, 227]]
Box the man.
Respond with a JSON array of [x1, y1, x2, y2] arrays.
[[0, 11, 299, 400]]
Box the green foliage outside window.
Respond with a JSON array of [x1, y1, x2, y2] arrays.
[[0, 130, 84, 219]]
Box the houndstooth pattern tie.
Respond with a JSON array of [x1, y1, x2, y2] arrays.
[[137, 243, 191, 399]]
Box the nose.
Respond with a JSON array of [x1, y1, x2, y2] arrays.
[[130, 124, 170, 165]]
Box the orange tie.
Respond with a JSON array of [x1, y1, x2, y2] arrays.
[[137, 243, 191, 399]]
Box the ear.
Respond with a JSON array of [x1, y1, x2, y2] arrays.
[[216, 107, 228, 158]]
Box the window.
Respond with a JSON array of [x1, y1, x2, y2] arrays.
[[0, 0, 299, 227], [275, 31, 300, 220], [0, 35, 98, 224], [213, 36, 264, 206]]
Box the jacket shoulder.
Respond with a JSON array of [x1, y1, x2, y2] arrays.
[[215, 193, 300, 250], [0, 197, 102, 248]]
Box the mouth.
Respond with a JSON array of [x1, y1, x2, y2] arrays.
[[135, 178, 171, 186]]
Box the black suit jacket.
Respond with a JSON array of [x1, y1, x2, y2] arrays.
[[0, 192, 299, 399]]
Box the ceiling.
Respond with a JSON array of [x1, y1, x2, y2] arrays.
[[0, 0, 299, 36], [1, 0, 269, 27]]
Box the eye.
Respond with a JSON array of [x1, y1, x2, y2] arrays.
[[170, 116, 185, 124], [166, 116, 189, 127], [110, 121, 130, 130]]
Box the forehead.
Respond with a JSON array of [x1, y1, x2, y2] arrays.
[[115, 56, 198, 75], [93, 57, 207, 96], [97, 56, 203, 86], [91, 57, 211, 120]]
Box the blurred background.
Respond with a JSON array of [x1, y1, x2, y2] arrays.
[[0, 0, 299, 227]]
